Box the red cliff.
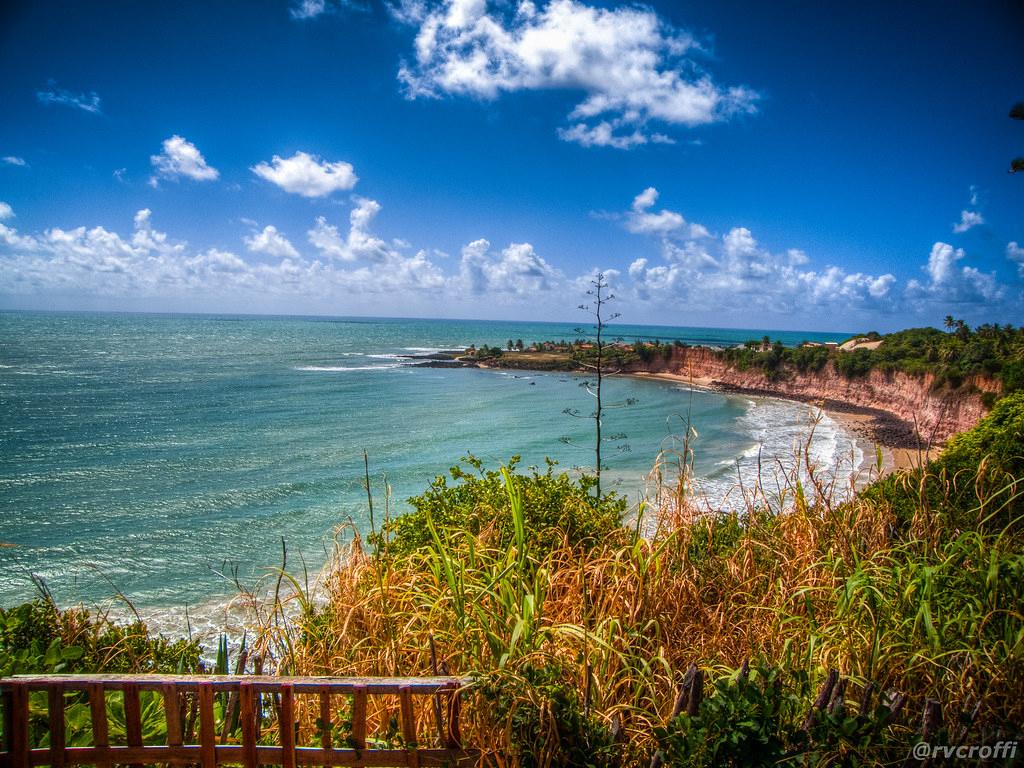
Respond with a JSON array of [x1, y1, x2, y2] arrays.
[[624, 346, 997, 445]]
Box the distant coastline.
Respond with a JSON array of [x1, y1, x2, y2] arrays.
[[420, 332, 1000, 472]]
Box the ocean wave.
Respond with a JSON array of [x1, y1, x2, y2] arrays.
[[294, 364, 402, 372], [693, 399, 864, 511]]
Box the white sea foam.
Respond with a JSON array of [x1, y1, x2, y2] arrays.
[[294, 364, 402, 372], [691, 397, 864, 512], [402, 346, 469, 354]]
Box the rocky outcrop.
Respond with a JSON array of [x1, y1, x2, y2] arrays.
[[623, 346, 997, 446]]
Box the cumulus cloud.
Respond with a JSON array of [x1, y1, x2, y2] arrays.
[[1005, 242, 1024, 277], [252, 151, 358, 197], [459, 238, 561, 295], [36, 81, 101, 114], [2, 156, 27, 167], [398, 0, 757, 148], [150, 136, 220, 184], [0, 202, 13, 221], [626, 187, 685, 234], [617, 188, 897, 316], [905, 242, 1002, 305], [307, 197, 397, 262], [0, 206, 451, 303], [952, 209, 984, 234], [245, 225, 300, 259]]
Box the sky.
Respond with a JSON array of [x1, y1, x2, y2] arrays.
[[0, 0, 1022, 332]]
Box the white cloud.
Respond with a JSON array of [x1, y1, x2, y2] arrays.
[[787, 248, 809, 266], [952, 209, 983, 234], [2, 156, 27, 167], [1006, 242, 1024, 277], [252, 151, 358, 198], [617, 188, 897, 315], [36, 81, 101, 114], [245, 225, 300, 259], [308, 197, 396, 262], [925, 241, 961, 284], [0, 202, 13, 221], [0, 206, 450, 303], [558, 122, 672, 150], [626, 187, 685, 234], [150, 136, 220, 184], [868, 274, 896, 298], [459, 238, 561, 295], [906, 241, 1002, 305], [291, 0, 326, 18], [399, 0, 757, 148]]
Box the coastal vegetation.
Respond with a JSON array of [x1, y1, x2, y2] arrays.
[[723, 323, 1024, 395], [464, 321, 1024, 402]]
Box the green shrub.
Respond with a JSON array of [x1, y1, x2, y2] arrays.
[[0, 600, 201, 676], [654, 664, 913, 767], [375, 456, 627, 557]]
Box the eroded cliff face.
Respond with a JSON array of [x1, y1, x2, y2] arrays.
[[624, 347, 997, 444]]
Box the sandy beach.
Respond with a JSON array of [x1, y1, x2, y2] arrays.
[[631, 371, 940, 477]]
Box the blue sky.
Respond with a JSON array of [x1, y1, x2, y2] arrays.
[[0, 0, 1021, 332]]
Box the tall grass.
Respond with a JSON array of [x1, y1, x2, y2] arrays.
[[242, 395, 1024, 764]]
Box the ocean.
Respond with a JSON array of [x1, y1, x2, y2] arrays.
[[0, 311, 858, 638]]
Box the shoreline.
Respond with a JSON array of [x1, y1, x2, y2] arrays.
[[629, 371, 939, 476]]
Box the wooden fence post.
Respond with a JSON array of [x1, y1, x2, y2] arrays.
[[47, 684, 66, 768], [240, 682, 257, 768], [279, 683, 295, 768], [163, 684, 183, 748], [123, 683, 143, 768], [87, 683, 110, 768], [198, 683, 216, 768], [400, 685, 420, 768], [352, 685, 368, 750], [8, 683, 29, 768]]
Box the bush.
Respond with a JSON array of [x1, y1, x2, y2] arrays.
[[654, 664, 914, 767], [375, 455, 627, 558], [0, 600, 201, 676]]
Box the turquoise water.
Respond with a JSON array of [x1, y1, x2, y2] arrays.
[[0, 312, 855, 635]]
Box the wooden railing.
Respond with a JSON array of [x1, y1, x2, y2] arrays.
[[0, 674, 477, 768]]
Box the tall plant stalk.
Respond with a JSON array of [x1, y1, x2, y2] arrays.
[[578, 272, 619, 500]]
